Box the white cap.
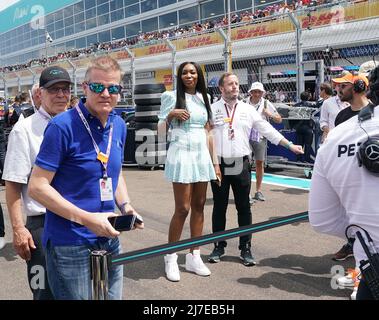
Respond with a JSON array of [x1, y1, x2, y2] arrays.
[[248, 82, 265, 93], [359, 60, 378, 77]]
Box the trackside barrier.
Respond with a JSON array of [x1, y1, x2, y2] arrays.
[[91, 211, 309, 300]]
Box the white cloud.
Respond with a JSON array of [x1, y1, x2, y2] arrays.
[[0, 0, 20, 12]]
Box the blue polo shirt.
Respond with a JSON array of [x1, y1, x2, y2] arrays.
[[36, 101, 127, 246]]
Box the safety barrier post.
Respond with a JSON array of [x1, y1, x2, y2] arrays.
[[67, 60, 77, 96], [1, 76, 7, 100], [288, 12, 304, 101], [165, 39, 176, 91], [27, 68, 36, 85], [216, 27, 229, 73], [124, 46, 135, 106], [90, 250, 110, 300]]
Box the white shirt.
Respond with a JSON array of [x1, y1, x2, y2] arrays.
[[319, 96, 349, 131], [309, 107, 379, 264], [246, 97, 278, 141], [2, 107, 51, 217], [211, 98, 283, 158]]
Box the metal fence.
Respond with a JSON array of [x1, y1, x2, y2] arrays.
[[1, 0, 379, 103]]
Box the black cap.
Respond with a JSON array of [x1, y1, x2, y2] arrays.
[[39, 66, 72, 89]]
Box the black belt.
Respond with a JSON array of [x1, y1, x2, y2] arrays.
[[220, 155, 249, 164]]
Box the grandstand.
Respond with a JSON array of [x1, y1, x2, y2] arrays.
[[0, 0, 378, 102]]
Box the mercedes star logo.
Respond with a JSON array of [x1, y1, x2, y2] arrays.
[[365, 143, 379, 161]]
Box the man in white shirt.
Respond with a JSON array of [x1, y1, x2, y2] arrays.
[[2, 66, 71, 300], [208, 73, 303, 266], [309, 65, 379, 300], [246, 82, 282, 202], [319, 73, 350, 143]]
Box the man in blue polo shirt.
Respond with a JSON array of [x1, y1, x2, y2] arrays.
[[28, 56, 143, 300]]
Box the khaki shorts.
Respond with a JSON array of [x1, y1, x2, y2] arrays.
[[250, 138, 267, 161]]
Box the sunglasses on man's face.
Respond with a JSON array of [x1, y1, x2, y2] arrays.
[[86, 82, 122, 95]]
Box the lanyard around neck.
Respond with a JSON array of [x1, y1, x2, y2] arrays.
[[224, 102, 238, 128], [76, 105, 113, 178]]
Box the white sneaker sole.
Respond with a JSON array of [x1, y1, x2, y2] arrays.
[[185, 265, 211, 277]]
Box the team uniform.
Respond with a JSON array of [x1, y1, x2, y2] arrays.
[[210, 98, 283, 252], [309, 107, 379, 268]]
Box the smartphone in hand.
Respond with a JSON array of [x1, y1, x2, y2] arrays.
[[216, 175, 222, 187], [108, 215, 142, 232]]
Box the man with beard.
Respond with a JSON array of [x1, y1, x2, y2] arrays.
[[333, 72, 372, 127], [309, 65, 379, 300]]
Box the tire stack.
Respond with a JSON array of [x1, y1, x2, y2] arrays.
[[121, 111, 136, 165], [134, 83, 167, 169]]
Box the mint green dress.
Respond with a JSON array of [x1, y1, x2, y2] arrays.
[[158, 91, 216, 183]]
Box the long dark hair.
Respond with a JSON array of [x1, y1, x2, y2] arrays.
[[175, 62, 212, 121]]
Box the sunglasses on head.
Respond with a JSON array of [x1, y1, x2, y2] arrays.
[[86, 82, 122, 95]]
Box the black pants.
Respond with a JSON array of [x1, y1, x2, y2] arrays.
[[25, 215, 54, 300], [211, 156, 252, 249], [0, 204, 4, 237], [296, 124, 313, 162]]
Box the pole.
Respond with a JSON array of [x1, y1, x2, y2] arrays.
[[67, 60, 77, 96], [1, 76, 7, 101], [165, 39, 176, 91], [216, 28, 228, 72], [227, 0, 232, 72], [45, 31, 48, 59], [288, 12, 304, 101], [90, 250, 110, 300], [16, 74, 21, 93], [124, 47, 135, 106]]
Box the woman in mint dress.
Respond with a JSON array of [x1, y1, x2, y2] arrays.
[[158, 62, 216, 282]]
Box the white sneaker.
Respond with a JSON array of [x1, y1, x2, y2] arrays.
[[0, 237, 5, 250], [350, 272, 361, 300], [337, 268, 359, 288], [185, 250, 211, 277], [164, 253, 180, 282]]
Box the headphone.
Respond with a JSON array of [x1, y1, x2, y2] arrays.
[[357, 104, 379, 176], [352, 72, 367, 93]]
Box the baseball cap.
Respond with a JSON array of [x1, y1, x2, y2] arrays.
[[248, 82, 265, 93], [359, 60, 378, 77], [332, 72, 369, 87], [39, 66, 72, 89]]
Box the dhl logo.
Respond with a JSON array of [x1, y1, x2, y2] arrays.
[[148, 45, 169, 55], [115, 51, 130, 59], [301, 10, 354, 28], [235, 26, 270, 40], [185, 36, 216, 48]]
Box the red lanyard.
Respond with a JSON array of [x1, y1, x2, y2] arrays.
[[224, 103, 238, 129]]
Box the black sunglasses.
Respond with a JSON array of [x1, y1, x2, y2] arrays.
[[86, 82, 122, 95]]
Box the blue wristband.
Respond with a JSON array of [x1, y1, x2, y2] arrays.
[[285, 141, 293, 149]]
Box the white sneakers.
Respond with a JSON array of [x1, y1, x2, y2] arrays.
[[164, 250, 211, 282], [0, 237, 5, 250], [164, 253, 180, 282], [185, 250, 211, 277]]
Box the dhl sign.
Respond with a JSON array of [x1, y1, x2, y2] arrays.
[[301, 1, 379, 29], [234, 25, 271, 40], [148, 44, 170, 55], [110, 51, 130, 60], [180, 35, 220, 49], [301, 10, 354, 29], [133, 44, 170, 57]]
